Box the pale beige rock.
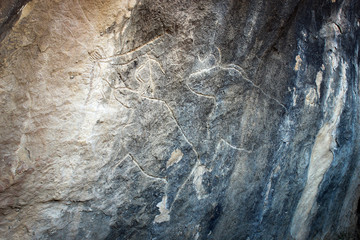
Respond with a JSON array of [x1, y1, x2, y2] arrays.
[[0, 0, 135, 238], [294, 55, 302, 71], [166, 148, 183, 168]]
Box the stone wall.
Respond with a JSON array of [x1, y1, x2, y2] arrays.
[[0, 0, 359, 239]]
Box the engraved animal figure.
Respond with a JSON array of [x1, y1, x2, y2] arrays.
[[86, 36, 167, 108], [187, 46, 285, 150]]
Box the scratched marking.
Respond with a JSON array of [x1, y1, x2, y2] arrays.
[[84, 35, 167, 107], [188, 46, 286, 109]]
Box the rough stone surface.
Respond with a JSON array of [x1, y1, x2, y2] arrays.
[[0, 0, 359, 239]]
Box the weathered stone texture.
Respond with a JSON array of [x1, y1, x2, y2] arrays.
[[0, 0, 359, 239]]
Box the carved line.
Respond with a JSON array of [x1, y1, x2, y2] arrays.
[[222, 64, 286, 110], [113, 94, 130, 108], [135, 64, 146, 83], [75, 0, 96, 32], [140, 96, 199, 159], [98, 34, 165, 63], [106, 55, 166, 106], [84, 62, 97, 104], [216, 46, 222, 65], [189, 63, 286, 110], [185, 83, 216, 100], [147, 55, 155, 95], [139, 96, 203, 212], [62, 24, 88, 49], [220, 138, 252, 153], [128, 153, 167, 183], [185, 83, 216, 139], [139, 96, 201, 211], [85, 34, 167, 107], [111, 155, 128, 174]]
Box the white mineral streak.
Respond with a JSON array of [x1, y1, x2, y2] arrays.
[[291, 61, 348, 240], [193, 165, 207, 200], [315, 70, 323, 98], [292, 87, 297, 106], [154, 195, 170, 223]]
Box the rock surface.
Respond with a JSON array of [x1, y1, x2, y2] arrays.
[[0, 0, 359, 239]]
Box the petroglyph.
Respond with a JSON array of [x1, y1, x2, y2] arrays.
[[220, 139, 252, 153], [99, 34, 166, 64], [89, 48, 105, 62], [187, 47, 286, 153], [137, 95, 201, 212], [85, 47, 106, 104], [1, 0, 358, 239], [188, 47, 286, 110], [85, 36, 167, 107], [134, 54, 165, 97], [128, 153, 167, 183]]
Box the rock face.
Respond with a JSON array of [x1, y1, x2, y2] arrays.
[[0, 0, 359, 239]]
